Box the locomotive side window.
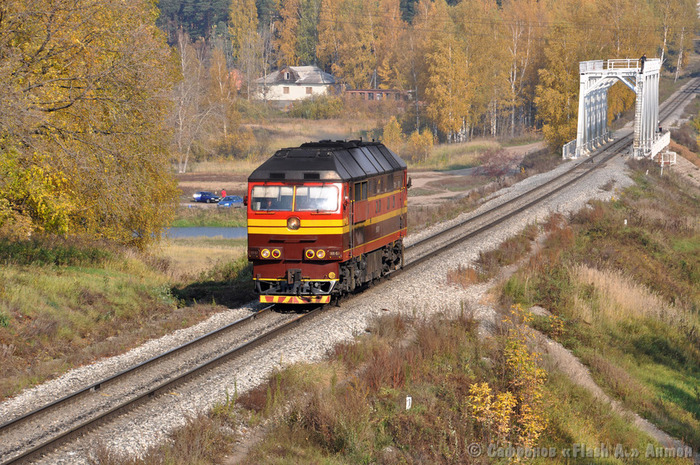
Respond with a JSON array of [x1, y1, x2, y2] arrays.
[[354, 181, 367, 201], [251, 186, 293, 211], [295, 185, 339, 211]]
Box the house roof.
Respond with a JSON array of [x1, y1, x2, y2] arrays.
[[257, 66, 336, 85]]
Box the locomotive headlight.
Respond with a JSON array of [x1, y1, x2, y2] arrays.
[[271, 248, 281, 259], [316, 249, 326, 259], [260, 248, 271, 259], [287, 216, 301, 230], [305, 249, 315, 259]]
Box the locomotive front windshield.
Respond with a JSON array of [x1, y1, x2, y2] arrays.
[[251, 185, 339, 212]]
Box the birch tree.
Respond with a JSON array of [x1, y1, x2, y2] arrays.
[[173, 32, 213, 174]]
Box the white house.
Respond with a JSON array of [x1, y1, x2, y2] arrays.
[[256, 66, 336, 102]]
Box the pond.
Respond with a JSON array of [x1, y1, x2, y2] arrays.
[[166, 227, 247, 239]]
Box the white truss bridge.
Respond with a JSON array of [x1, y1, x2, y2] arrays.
[[563, 58, 672, 164]]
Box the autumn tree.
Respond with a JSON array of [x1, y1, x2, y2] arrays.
[[382, 117, 404, 150], [208, 46, 241, 140], [229, 0, 262, 98], [534, 22, 582, 149], [276, 0, 301, 66], [317, 0, 382, 88], [375, 0, 406, 89], [457, 0, 510, 138], [316, 0, 343, 70], [535, 0, 607, 148], [500, 0, 548, 136], [424, 0, 470, 141], [173, 32, 214, 174], [0, 0, 179, 247]]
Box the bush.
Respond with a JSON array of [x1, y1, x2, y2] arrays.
[[287, 95, 344, 119], [671, 123, 698, 152], [0, 237, 112, 266]]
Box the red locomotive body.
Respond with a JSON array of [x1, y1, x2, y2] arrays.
[[247, 140, 408, 304]]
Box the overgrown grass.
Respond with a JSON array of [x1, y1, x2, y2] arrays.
[[414, 139, 499, 171], [0, 237, 240, 401], [170, 255, 255, 308], [0, 236, 113, 266], [91, 413, 236, 465], [157, 237, 247, 280], [104, 309, 688, 464], [408, 147, 559, 234], [501, 159, 700, 448], [448, 223, 538, 287]]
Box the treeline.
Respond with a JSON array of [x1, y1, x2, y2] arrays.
[[0, 0, 696, 248], [166, 0, 697, 146]]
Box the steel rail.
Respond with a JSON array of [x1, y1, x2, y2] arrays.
[[2, 306, 323, 465], [3, 77, 697, 465], [0, 305, 277, 464], [405, 77, 699, 255]]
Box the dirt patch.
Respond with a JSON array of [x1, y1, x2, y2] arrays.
[[408, 141, 546, 207], [176, 172, 248, 199], [669, 153, 700, 189]]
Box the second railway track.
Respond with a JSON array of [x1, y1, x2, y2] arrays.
[[1, 77, 697, 465]]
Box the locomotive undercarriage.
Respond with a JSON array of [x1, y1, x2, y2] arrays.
[[337, 240, 404, 294], [255, 240, 403, 300], [256, 276, 336, 296]]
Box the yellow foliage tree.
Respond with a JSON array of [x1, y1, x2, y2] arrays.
[[276, 0, 301, 67], [406, 129, 433, 162], [382, 117, 404, 151], [0, 0, 179, 248]]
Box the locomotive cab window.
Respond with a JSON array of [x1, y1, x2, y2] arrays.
[[295, 185, 339, 211], [251, 186, 293, 211]]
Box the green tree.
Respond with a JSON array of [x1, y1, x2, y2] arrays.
[[298, 0, 322, 64], [0, 0, 179, 248]]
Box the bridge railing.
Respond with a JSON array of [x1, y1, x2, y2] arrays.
[[579, 58, 661, 74]]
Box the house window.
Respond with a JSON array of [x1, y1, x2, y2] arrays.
[[284, 72, 290, 80], [283, 87, 290, 94], [376, 93, 382, 100], [306, 87, 312, 94], [359, 92, 365, 99], [368, 92, 374, 100]]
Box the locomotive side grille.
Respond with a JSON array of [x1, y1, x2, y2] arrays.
[[270, 172, 285, 179], [304, 172, 320, 180]]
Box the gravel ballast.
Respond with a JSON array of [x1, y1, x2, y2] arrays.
[[1, 151, 640, 464]]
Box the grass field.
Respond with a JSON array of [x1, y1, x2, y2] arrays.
[[501, 160, 700, 449]]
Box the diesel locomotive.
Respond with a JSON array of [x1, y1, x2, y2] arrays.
[[246, 140, 408, 304]]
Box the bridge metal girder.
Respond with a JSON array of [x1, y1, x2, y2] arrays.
[[563, 58, 665, 160]]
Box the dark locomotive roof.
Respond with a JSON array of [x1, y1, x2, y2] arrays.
[[248, 140, 407, 182]]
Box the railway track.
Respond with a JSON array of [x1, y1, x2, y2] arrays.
[[1, 77, 697, 465], [0, 306, 319, 465], [404, 76, 700, 268]]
